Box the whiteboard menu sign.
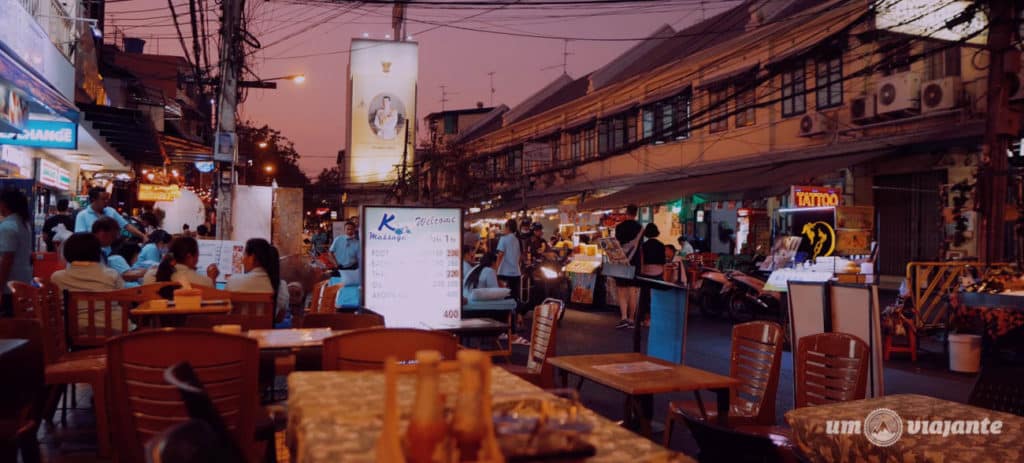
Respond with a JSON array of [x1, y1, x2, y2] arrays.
[[362, 206, 462, 327], [196, 240, 246, 283]]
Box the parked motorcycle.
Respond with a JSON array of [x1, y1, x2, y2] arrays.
[[696, 266, 732, 318], [724, 270, 783, 323]]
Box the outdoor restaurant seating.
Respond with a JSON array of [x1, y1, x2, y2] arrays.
[[664, 321, 784, 446], [160, 362, 251, 462], [501, 299, 560, 388], [300, 311, 384, 330], [194, 286, 276, 328], [0, 319, 45, 463], [184, 314, 271, 332], [321, 328, 459, 370], [306, 279, 341, 314], [106, 329, 265, 463], [7, 281, 38, 319], [66, 283, 179, 348], [144, 419, 239, 463], [794, 332, 869, 408], [34, 280, 111, 455], [967, 364, 1024, 416]]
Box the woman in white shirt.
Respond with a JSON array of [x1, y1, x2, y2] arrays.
[[225, 238, 290, 326], [51, 233, 125, 292], [143, 236, 218, 289], [463, 251, 500, 300]]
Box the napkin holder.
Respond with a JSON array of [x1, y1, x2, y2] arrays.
[[173, 287, 202, 310], [376, 352, 504, 463]]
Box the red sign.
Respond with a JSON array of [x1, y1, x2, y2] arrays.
[[315, 208, 330, 216], [790, 185, 842, 208]]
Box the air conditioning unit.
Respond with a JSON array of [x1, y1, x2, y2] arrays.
[[798, 112, 830, 137], [921, 77, 961, 113], [876, 72, 921, 115], [850, 94, 877, 124]]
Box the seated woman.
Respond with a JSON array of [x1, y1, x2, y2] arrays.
[[225, 238, 290, 327], [137, 230, 171, 268], [143, 236, 218, 289], [51, 233, 125, 291], [107, 242, 145, 288], [463, 251, 500, 300]]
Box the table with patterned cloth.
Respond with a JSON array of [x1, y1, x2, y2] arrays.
[[785, 394, 1024, 463], [287, 368, 692, 463]]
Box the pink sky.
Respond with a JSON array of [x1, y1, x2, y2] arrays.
[[105, 1, 738, 176]]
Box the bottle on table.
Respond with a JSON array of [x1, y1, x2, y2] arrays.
[[452, 350, 485, 461], [406, 350, 447, 463]]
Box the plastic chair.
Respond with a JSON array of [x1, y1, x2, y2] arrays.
[[795, 332, 869, 408], [679, 408, 790, 463], [502, 299, 562, 388], [34, 281, 111, 456], [321, 328, 459, 371], [106, 329, 262, 463], [967, 365, 1024, 416], [6, 282, 38, 319], [0, 319, 45, 463], [665, 321, 784, 446], [301, 312, 384, 330]]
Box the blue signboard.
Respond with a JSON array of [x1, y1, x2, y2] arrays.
[[0, 119, 77, 149]]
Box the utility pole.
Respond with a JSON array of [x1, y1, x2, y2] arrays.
[[398, 120, 410, 204], [214, 0, 243, 240], [392, 0, 407, 41], [487, 71, 496, 106], [978, 0, 1021, 263]]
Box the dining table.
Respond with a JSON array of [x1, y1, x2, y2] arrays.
[[785, 393, 1024, 463], [129, 299, 233, 327], [286, 367, 694, 463], [547, 352, 740, 436]]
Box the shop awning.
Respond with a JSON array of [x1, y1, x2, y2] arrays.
[[578, 150, 886, 211], [467, 190, 582, 220], [160, 134, 212, 162], [0, 48, 78, 125], [79, 103, 164, 165]]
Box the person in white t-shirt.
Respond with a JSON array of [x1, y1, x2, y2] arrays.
[[143, 236, 218, 289], [51, 233, 125, 292], [225, 238, 290, 327]]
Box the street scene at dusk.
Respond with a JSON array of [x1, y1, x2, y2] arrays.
[[0, 0, 1022, 461]]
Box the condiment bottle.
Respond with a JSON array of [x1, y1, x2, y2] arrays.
[[452, 350, 485, 461], [406, 350, 446, 463]]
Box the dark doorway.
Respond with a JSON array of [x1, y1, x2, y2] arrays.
[[874, 171, 946, 276]]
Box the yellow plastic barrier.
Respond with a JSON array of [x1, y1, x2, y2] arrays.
[[905, 261, 1012, 329]]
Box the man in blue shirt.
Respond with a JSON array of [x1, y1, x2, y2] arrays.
[[328, 221, 360, 270], [75, 187, 146, 241]]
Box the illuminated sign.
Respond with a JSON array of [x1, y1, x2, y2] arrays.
[[0, 119, 76, 149], [791, 185, 842, 208], [37, 159, 69, 190], [800, 221, 836, 259], [194, 161, 215, 173], [138, 184, 181, 202], [346, 39, 418, 184]]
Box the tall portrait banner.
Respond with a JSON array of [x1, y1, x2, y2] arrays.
[[346, 39, 418, 185]]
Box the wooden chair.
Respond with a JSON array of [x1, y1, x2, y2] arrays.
[[194, 287, 275, 329], [0, 319, 46, 463], [678, 409, 792, 463], [66, 283, 179, 348], [301, 312, 384, 330], [795, 332, 869, 408], [6, 281, 38, 319], [306, 280, 340, 313], [321, 328, 459, 371], [501, 299, 561, 388], [107, 329, 262, 463], [34, 281, 111, 456], [664, 321, 783, 446], [967, 365, 1024, 416]]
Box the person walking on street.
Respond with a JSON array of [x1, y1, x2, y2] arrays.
[[613, 205, 642, 329], [495, 218, 529, 345]]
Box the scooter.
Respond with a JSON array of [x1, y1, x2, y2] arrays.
[[696, 266, 732, 318], [725, 270, 783, 323]]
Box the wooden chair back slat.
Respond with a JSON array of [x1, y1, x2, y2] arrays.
[[7, 281, 38, 319], [728, 321, 783, 425], [795, 332, 870, 408], [526, 300, 561, 374], [301, 312, 384, 330], [67, 283, 179, 348], [306, 280, 328, 313], [107, 329, 260, 463], [35, 281, 68, 365], [194, 287, 275, 329], [321, 328, 458, 371]]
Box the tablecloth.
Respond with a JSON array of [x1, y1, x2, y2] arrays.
[[785, 394, 1024, 463], [287, 368, 690, 463]]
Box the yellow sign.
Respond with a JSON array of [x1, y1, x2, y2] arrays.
[[801, 221, 836, 259], [791, 185, 842, 208], [138, 184, 181, 202]]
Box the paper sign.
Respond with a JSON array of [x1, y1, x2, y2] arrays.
[[196, 239, 245, 283], [591, 361, 672, 375], [362, 206, 462, 327]]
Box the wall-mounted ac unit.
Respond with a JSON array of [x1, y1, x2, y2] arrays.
[[921, 76, 961, 113], [876, 72, 921, 115], [798, 112, 830, 137], [850, 94, 877, 124]]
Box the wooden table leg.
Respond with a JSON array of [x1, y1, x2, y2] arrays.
[[624, 394, 654, 437], [711, 387, 730, 427]]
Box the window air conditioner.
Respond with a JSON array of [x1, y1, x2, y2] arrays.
[[876, 72, 921, 115], [850, 94, 877, 124], [798, 112, 830, 137], [921, 76, 962, 113]]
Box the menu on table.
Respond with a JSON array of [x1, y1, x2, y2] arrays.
[[196, 239, 246, 283], [361, 206, 463, 327]]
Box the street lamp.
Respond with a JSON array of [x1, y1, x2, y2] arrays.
[[238, 74, 306, 89], [258, 141, 268, 148]]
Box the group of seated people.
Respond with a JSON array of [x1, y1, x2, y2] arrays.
[[48, 216, 292, 327]]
